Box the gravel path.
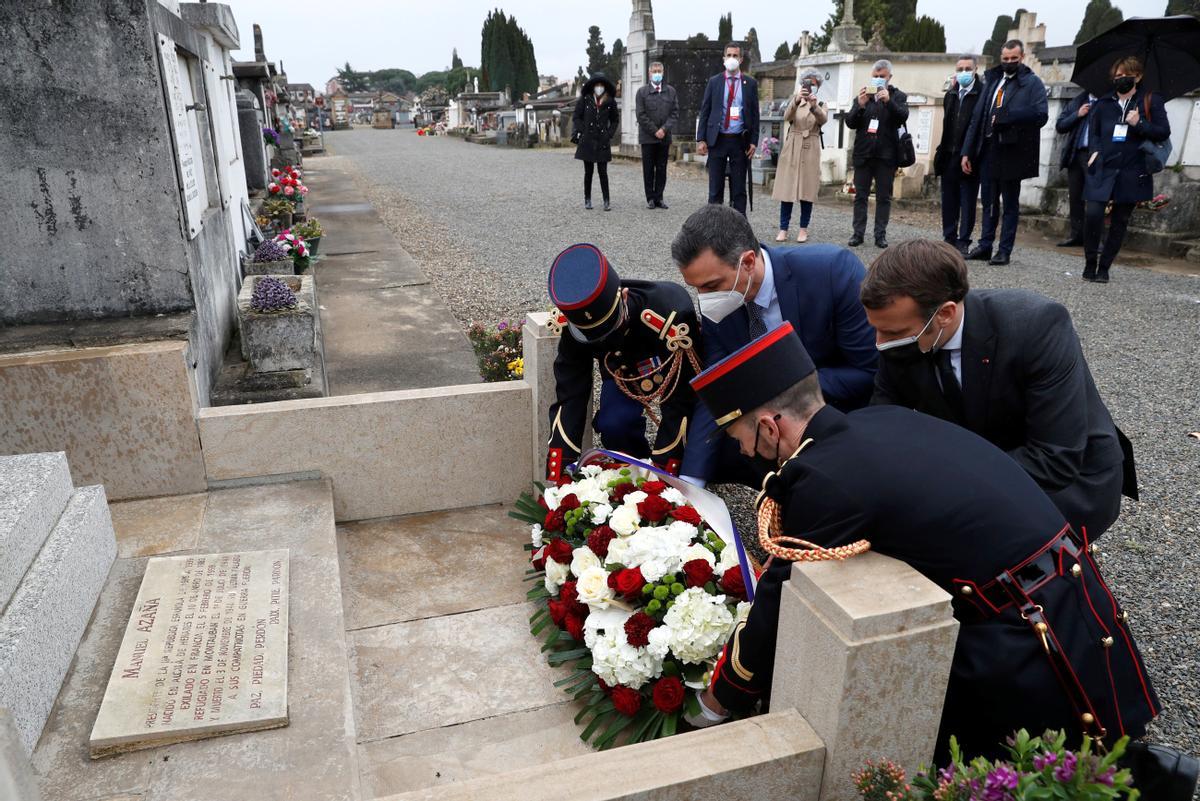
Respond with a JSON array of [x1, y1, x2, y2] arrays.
[[328, 128, 1200, 761]]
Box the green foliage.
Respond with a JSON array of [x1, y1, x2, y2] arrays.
[[982, 10, 1027, 60], [686, 32, 711, 45], [586, 25, 607, 74], [892, 15, 947, 52], [608, 38, 624, 82], [718, 12, 733, 43], [1075, 0, 1125, 44], [774, 41, 792, 60], [466, 320, 523, 382], [335, 61, 369, 92], [481, 9, 539, 97], [1166, 0, 1200, 13], [451, 48, 463, 70], [745, 27, 761, 64], [811, 0, 925, 53]]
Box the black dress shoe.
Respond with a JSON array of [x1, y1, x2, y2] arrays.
[[584, 198, 593, 210], [988, 251, 1011, 265], [848, 235, 864, 247], [647, 200, 656, 210], [1056, 237, 1084, 247], [1095, 267, 1110, 283], [1082, 260, 1098, 281], [957, 244, 972, 257], [966, 246, 992, 261], [655, 200, 669, 210], [875, 237, 889, 249], [603, 200, 611, 211]]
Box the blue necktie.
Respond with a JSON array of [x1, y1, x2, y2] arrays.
[[746, 302, 767, 340]]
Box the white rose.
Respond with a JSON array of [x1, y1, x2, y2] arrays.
[[682, 544, 715, 566], [621, 490, 648, 508], [570, 545, 601, 577], [580, 464, 603, 477], [543, 486, 563, 511], [591, 503, 613, 525], [661, 487, 687, 506], [530, 524, 544, 549], [605, 537, 631, 566], [715, 542, 742, 574], [576, 566, 615, 609], [609, 505, 641, 536], [543, 556, 571, 594]]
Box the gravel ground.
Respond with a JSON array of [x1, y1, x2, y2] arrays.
[[328, 128, 1200, 761]]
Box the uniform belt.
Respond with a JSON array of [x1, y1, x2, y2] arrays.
[[953, 526, 1081, 617], [718, 132, 742, 138]]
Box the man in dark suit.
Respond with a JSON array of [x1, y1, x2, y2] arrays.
[[1054, 89, 1098, 247], [695, 42, 760, 217], [961, 40, 1048, 266], [934, 56, 984, 255], [860, 239, 1135, 540], [684, 324, 1159, 764], [670, 204, 878, 485]]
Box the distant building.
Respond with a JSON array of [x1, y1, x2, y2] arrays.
[[286, 82, 316, 105]]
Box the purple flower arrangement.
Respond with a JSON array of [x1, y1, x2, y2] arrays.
[[249, 276, 298, 314], [262, 126, 281, 147], [853, 729, 1136, 800], [251, 239, 290, 263]]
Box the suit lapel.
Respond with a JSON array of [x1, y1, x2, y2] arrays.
[[960, 293, 996, 431], [765, 246, 799, 330]]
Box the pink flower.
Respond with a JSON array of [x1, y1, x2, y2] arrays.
[[284, 186, 295, 196], [300, 186, 309, 194], [271, 168, 281, 177]]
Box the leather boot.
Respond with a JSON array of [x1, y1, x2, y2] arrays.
[[1082, 256, 1098, 282]]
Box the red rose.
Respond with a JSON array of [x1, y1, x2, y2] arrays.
[[269, 183, 281, 194], [556, 474, 574, 487], [720, 566, 747, 600], [531, 546, 546, 571], [623, 611, 657, 647], [559, 580, 579, 605], [611, 685, 643, 717], [652, 676, 685, 714], [611, 567, 645, 599], [682, 559, 714, 588], [544, 509, 566, 533], [611, 482, 638, 503], [587, 525, 615, 559], [558, 493, 581, 512], [546, 537, 573, 565], [641, 480, 667, 495], [564, 613, 586, 642], [547, 598, 568, 626], [597, 677, 611, 694], [637, 494, 673, 523], [669, 506, 703, 525]]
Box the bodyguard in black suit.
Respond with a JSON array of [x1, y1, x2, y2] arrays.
[[684, 324, 1158, 762], [1054, 89, 1098, 247], [860, 240, 1134, 541], [934, 56, 983, 254], [695, 42, 760, 216]]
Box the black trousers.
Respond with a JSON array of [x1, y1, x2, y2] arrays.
[[1065, 148, 1089, 240], [583, 160, 609, 202], [852, 158, 895, 239], [641, 140, 670, 202], [940, 161, 980, 248], [1084, 199, 1135, 270], [706, 134, 749, 215]]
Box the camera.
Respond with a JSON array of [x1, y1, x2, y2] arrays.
[[865, 83, 878, 95]]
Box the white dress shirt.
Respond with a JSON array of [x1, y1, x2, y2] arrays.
[[939, 306, 965, 385]]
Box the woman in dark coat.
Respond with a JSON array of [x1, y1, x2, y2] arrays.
[[573, 73, 619, 210], [1083, 56, 1170, 283]]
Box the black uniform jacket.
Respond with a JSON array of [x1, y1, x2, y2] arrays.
[[711, 404, 1158, 759], [547, 280, 700, 470]]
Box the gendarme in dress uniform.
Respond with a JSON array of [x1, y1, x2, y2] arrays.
[[545, 243, 702, 481]]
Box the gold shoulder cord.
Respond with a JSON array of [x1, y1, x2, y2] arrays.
[[755, 438, 871, 563]]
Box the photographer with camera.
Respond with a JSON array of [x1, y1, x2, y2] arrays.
[[845, 59, 908, 249], [772, 68, 827, 244]]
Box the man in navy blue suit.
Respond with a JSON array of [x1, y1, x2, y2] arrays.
[[671, 204, 878, 485], [695, 42, 760, 217]]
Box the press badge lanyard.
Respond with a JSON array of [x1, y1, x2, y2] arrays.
[[1113, 98, 1131, 143]]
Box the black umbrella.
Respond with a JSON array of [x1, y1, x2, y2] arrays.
[[1072, 15, 1200, 100]]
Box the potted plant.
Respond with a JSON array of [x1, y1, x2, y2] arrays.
[[237, 274, 319, 374], [263, 198, 293, 228], [292, 218, 324, 256], [249, 275, 298, 314], [242, 238, 294, 276], [274, 231, 311, 273]]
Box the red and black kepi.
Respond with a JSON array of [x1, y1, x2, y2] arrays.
[[548, 243, 625, 343], [691, 322, 816, 433]]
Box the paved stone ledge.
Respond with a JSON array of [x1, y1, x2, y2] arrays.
[[0, 452, 72, 611]]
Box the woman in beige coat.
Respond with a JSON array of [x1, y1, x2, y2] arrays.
[[773, 68, 827, 243]]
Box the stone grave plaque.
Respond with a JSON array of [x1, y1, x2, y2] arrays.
[[89, 550, 289, 757]]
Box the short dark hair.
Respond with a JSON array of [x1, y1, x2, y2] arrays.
[[860, 240, 969, 318], [1002, 39, 1024, 54], [754, 373, 824, 420], [672, 205, 758, 268], [724, 42, 742, 54]]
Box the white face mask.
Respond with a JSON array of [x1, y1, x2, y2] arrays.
[[594, 85, 605, 97], [698, 258, 753, 323], [724, 57, 740, 73]]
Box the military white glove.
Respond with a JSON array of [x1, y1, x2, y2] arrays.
[[682, 690, 729, 728]]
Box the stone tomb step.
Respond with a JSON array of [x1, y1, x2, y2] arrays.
[[0, 451, 74, 612], [31, 479, 362, 801], [0, 485, 117, 755]]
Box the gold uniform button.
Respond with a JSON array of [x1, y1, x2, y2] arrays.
[[959, 585, 974, 596], [1081, 712, 1095, 725], [1070, 563, 1083, 577], [1120, 611, 1129, 623], [1101, 636, 1114, 648]]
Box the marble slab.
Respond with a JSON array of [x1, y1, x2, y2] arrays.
[[108, 492, 207, 559], [89, 550, 290, 757]]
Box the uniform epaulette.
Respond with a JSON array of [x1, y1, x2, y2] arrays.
[[639, 308, 694, 351]]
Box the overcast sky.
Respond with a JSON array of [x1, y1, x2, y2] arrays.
[[222, 0, 1171, 89]]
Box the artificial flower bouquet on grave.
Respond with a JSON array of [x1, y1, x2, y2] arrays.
[[466, 320, 523, 381], [268, 166, 309, 203], [511, 451, 754, 749], [273, 230, 310, 270], [853, 729, 1139, 800]]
